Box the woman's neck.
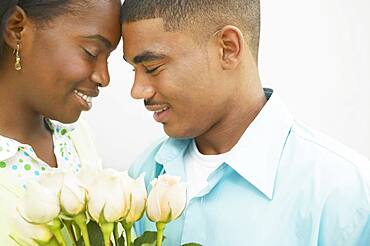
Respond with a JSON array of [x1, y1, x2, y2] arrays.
[[0, 77, 50, 143]]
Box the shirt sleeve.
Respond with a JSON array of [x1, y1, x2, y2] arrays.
[[318, 169, 370, 245]]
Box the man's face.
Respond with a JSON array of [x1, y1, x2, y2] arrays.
[[122, 18, 237, 138]]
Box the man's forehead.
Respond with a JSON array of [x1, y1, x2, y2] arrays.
[[122, 27, 183, 63], [123, 43, 169, 64], [122, 18, 166, 34], [122, 20, 166, 51], [121, 19, 198, 64]]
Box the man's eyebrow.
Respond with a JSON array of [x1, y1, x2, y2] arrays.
[[82, 35, 113, 50], [133, 51, 166, 64]]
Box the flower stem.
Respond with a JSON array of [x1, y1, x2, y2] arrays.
[[156, 222, 166, 246], [72, 221, 81, 241], [74, 213, 90, 246], [47, 219, 67, 246], [47, 237, 60, 246], [122, 222, 133, 246], [101, 222, 114, 246], [113, 222, 120, 246], [63, 220, 77, 245]]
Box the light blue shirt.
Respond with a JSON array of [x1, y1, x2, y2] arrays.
[[129, 89, 370, 246]]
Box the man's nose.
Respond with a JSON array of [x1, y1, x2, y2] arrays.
[[130, 73, 155, 100]]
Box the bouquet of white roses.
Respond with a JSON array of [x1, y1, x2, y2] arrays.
[[11, 168, 201, 246]]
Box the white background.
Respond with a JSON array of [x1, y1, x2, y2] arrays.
[[85, 0, 370, 170]]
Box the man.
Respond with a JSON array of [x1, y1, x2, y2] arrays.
[[120, 0, 370, 245]]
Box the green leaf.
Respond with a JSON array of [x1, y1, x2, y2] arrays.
[[133, 231, 166, 246], [182, 243, 203, 246], [118, 235, 126, 246], [87, 221, 104, 246], [60, 225, 74, 246]]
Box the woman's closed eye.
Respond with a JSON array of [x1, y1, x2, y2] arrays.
[[82, 47, 99, 59]]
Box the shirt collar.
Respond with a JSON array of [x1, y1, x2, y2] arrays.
[[0, 136, 21, 161], [224, 88, 293, 200], [154, 88, 293, 200], [0, 119, 76, 161], [155, 138, 191, 179], [45, 119, 76, 136]]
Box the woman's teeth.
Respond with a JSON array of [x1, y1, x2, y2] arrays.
[[74, 90, 92, 104]]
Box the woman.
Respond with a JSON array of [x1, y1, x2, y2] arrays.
[[0, 0, 121, 244]]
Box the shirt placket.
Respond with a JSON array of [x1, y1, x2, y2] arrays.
[[180, 163, 229, 245], [52, 130, 80, 172]]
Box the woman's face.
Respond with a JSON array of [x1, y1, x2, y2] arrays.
[[19, 0, 121, 123]]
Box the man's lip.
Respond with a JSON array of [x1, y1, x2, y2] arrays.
[[145, 104, 170, 112], [153, 107, 170, 123], [75, 88, 99, 98]]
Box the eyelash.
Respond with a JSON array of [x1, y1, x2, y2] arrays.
[[83, 48, 98, 59], [145, 66, 160, 74]]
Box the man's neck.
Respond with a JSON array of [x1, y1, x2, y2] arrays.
[[195, 86, 267, 155]]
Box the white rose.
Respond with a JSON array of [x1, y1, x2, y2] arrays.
[[19, 180, 60, 224], [146, 174, 186, 223], [124, 174, 147, 224], [60, 170, 87, 216], [10, 214, 53, 246], [87, 169, 131, 223], [0, 172, 53, 246], [77, 166, 102, 191], [38, 169, 64, 194]]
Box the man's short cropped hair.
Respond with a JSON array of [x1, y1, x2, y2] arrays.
[[121, 0, 260, 60]]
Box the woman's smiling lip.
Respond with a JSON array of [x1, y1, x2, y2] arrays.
[[73, 88, 99, 111], [75, 88, 100, 98]]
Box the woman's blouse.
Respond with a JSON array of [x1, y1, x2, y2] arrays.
[[0, 119, 81, 186]]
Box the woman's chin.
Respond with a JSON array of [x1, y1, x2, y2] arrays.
[[47, 111, 82, 124]]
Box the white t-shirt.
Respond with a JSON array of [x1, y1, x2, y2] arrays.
[[184, 140, 230, 203]]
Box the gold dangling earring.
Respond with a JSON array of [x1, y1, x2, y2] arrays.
[[14, 41, 22, 71]]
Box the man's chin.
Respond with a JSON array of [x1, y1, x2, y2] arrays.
[[163, 125, 197, 140]]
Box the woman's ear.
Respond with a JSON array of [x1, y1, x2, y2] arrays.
[[3, 6, 29, 48], [214, 25, 245, 70]]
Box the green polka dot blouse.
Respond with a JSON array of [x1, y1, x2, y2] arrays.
[[0, 119, 82, 183]]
